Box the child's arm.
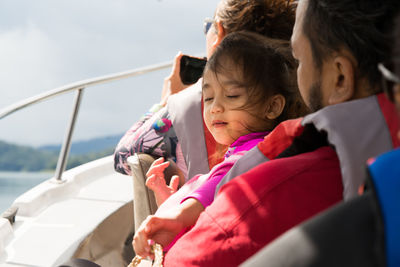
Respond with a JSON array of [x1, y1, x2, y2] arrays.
[[181, 156, 237, 208], [133, 198, 205, 259], [146, 157, 180, 206]]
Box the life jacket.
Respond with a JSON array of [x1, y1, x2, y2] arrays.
[[167, 80, 210, 179], [368, 148, 400, 267], [217, 93, 400, 200]]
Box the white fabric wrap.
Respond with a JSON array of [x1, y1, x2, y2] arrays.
[[167, 80, 210, 180]]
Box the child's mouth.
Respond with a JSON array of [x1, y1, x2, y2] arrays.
[[212, 120, 228, 127]]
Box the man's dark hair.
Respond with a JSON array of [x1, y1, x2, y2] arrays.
[[303, 0, 400, 92]]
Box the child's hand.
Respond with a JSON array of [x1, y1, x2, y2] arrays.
[[133, 210, 185, 259], [133, 198, 205, 259], [146, 157, 180, 206]]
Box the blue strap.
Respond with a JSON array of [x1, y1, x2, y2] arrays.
[[368, 148, 400, 267]]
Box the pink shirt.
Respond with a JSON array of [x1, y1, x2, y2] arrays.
[[181, 131, 269, 208], [160, 131, 269, 252]]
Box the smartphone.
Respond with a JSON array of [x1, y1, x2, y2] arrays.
[[179, 55, 207, 85]]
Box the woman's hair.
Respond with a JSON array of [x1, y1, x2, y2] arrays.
[[205, 31, 308, 131], [216, 0, 296, 41]]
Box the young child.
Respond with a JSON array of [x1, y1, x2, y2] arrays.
[[133, 31, 307, 258]]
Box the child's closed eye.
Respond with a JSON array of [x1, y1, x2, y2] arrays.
[[204, 97, 214, 102], [226, 95, 240, 99]]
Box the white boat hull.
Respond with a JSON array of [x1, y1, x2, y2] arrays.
[[0, 156, 134, 267]]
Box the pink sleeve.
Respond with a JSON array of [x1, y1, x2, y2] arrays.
[[181, 158, 236, 208]]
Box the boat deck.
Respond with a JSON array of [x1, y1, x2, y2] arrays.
[[0, 156, 133, 267]]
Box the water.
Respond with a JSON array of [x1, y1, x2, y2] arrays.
[[0, 171, 52, 214]]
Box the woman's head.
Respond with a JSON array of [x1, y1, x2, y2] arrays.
[[217, 0, 296, 39], [202, 31, 308, 145], [206, 0, 296, 58]]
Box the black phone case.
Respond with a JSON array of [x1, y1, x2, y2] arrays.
[[180, 55, 207, 85]]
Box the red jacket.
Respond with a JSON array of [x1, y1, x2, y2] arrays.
[[164, 146, 342, 266], [164, 94, 399, 266]]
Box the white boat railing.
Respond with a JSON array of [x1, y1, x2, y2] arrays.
[[0, 60, 173, 182]]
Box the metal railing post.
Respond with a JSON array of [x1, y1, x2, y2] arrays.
[[54, 88, 84, 182]]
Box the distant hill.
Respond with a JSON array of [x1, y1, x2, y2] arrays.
[[0, 141, 56, 171], [0, 134, 123, 172], [38, 134, 123, 155]]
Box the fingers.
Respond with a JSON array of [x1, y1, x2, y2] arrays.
[[161, 52, 186, 106], [151, 157, 165, 167], [145, 174, 157, 190], [166, 52, 188, 95], [133, 216, 165, 258], [171, 51, 183, 75], [146, 158, 170, 177], [133, 216, 155, 259], [145, 216, 178, 244], [146, 157, 164, 177], [150, 157, 169, 170], [146, 161, 170, 180], [169, 175, 180, 192], [146, 173, 168, 189], [145, 216, 160, 233]]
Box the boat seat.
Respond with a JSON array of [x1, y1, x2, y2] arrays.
[[127, 153, 180, 232]]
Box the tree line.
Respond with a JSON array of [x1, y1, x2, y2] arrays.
[[0, 141, 114, 172]]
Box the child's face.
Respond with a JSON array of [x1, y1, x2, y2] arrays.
[[202, 68, 260, 146]]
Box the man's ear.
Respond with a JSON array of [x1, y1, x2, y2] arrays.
[[265, 94, 286, 120], [327, 56, 355, 105], [212, 21, 226, 49]]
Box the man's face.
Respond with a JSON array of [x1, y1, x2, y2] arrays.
[[291, 0, 327, 112]]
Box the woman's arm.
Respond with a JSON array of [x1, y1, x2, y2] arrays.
[[114, 53, 191, 176], [113, 105, 174, 175]]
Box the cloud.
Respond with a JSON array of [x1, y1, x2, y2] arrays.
[[0, 22, 62, 105], [0, 0, 219, 146]]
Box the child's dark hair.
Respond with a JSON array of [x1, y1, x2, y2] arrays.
[[205, 31, 308, 130]]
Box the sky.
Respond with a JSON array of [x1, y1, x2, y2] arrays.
[[0, 0, 219, 146]]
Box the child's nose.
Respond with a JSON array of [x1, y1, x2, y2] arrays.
[[211, 98, 224, 113]]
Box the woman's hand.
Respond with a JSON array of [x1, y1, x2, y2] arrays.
[[160, 52, 190, 106], [146, 157, 180, 206]]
